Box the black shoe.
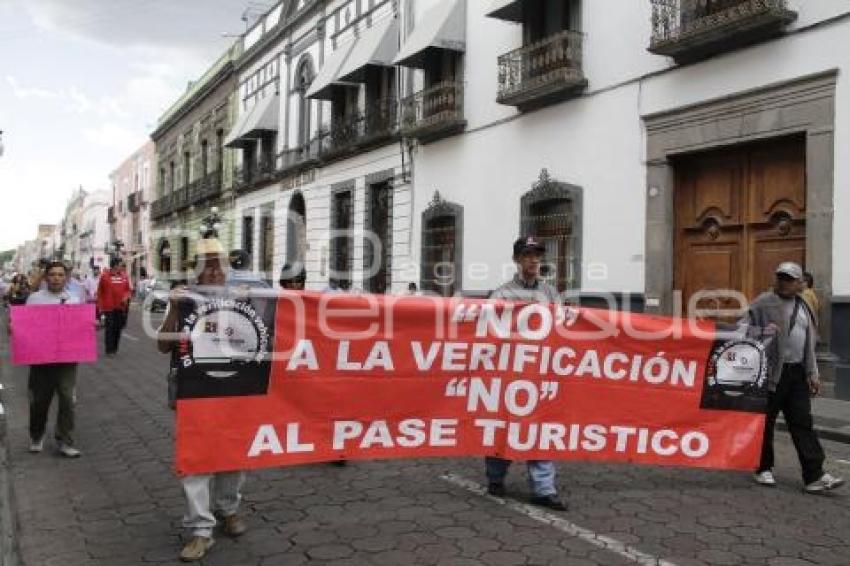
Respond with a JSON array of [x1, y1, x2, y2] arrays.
[[487, 482, 506, 497], [530, 494, 567, 511]]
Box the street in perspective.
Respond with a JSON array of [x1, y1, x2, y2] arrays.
[[1, 0, 850, 565]]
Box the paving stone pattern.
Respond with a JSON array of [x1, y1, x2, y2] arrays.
[[2, 313, 850, 565]]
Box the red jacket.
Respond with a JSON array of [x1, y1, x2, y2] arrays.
[[97, 269, 132, 311]]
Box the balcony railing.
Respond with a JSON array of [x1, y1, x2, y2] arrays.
[[401, 81, 465, 143], [150, 195, 172, 221], [320, 98, 400, 160], [497, 29, 586, 110], [127, 191, 141, 213], [107, 206, 116, 224], [196, 170, 223, 203], [233, 159, 276, 194], [649, 0, 797, 62], [172, 186, 190, 212]]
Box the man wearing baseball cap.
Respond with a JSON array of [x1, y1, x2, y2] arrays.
[[157, 235, 248, 561], [484, 236, 567, 511], [749, 261, 843, 493]]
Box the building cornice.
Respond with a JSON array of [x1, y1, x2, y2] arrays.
[[151, 61, 236, 141], [236, 0, 324, 72]]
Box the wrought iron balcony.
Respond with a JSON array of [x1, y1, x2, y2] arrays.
[[107, 206, 116, 224], [497, 30, 586, 110], [649, 0, 797, 62], [320, 99, 400, 161], [127, 191, 141, 213], [172, 186, 190, 212], [233, 159, 277, 194], [197, 170, 223, 203], [401, 81, 465, 144], [281, 139, 322, 172], [150, 195, 173, 221]]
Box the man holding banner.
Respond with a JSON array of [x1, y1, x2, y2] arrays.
[[157, 236, 247, 562], [19, 261, 83, 457], [750, 262, 844, 493], [484, 236, 567, 511]]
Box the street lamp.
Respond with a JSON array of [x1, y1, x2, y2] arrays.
[[199, 206, 223, 239]]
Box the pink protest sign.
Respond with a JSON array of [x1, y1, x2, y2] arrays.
[[10, 304, 97, 365]]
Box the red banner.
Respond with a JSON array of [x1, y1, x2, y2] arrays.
[[175, 293, 766, 475]]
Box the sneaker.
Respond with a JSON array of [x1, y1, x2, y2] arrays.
[[530, 494, 568, 511], [753, 470, 776, 486], [57, 443, 81, 458], [804, 473, 845, 493], [29, 436, 44, 453], [487, 482, 506, 497], [222, 514, 246, 537], [179, 536, 214, 562]]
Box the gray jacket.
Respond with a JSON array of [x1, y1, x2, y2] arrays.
[[748, 291, 818, 391], [491, 275, 561, 304]]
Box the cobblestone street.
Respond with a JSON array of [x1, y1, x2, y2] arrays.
[[2, 312, 849, 566]]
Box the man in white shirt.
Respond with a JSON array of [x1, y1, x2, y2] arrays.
[[18, 261, 83, 457]]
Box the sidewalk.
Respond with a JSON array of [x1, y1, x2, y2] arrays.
[[804, 384, 850, 443]]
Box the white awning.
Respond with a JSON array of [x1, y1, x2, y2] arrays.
[[305, 39, 359, 100], [486, 0, 524, 23], [393, 0, 465, 69], [337, 17, 400, 83], [223, 102, 258, 148], [224, 94, 279, 148], [241, 93, 279, 137]]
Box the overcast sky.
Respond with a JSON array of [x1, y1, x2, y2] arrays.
[[0, 0, 259, 251]]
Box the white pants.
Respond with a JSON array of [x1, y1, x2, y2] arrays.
[[181, 472, 245, 538]]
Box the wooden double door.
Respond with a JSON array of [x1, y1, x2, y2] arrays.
[[674, 136, 806, 314]]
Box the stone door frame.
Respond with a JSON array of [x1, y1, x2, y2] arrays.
[[643, 71, 836, 344]]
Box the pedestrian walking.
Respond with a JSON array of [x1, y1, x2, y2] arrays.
[[12, 261, 83, 457], [801, 270, 820, 329], [750, 262, 844, 493], [97, 257, 132, 356], [484, 236, 567, 511], [157, 236, 247, 562], [7, 273, 30, 306]]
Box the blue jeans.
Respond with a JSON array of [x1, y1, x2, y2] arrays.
[[485, 457, 557, 496]]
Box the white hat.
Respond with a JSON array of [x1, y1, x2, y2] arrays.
[[775, 262, 803, 280], [195, 238, 225, 256]]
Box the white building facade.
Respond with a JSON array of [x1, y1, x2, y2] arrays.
[[110, 141, 155, 279], [228, 0, 413, 292], [398, 0, 850, 384], [79, 190, 110, 275]]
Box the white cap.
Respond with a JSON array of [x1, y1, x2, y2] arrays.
[[775, 262, 803, 280]]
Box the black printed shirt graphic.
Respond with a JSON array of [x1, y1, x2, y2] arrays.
[[172, 287, 275, 400], [700, 337, 769, 413]]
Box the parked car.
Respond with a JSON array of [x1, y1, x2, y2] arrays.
[[146, 278, 171, 312]]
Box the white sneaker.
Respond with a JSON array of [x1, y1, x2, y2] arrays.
[[753, 470, 776, 486], [57, 443, 81, 458], [804, 473, 845, 493], [29, 437, 44, 453]]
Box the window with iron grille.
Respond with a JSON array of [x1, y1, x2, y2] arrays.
[[330, 188, 353, 289], [242, 215, 254, 258], [421, 192, 462, 297], [519, 169, 582, 292], [364, 181, 393, 294]]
